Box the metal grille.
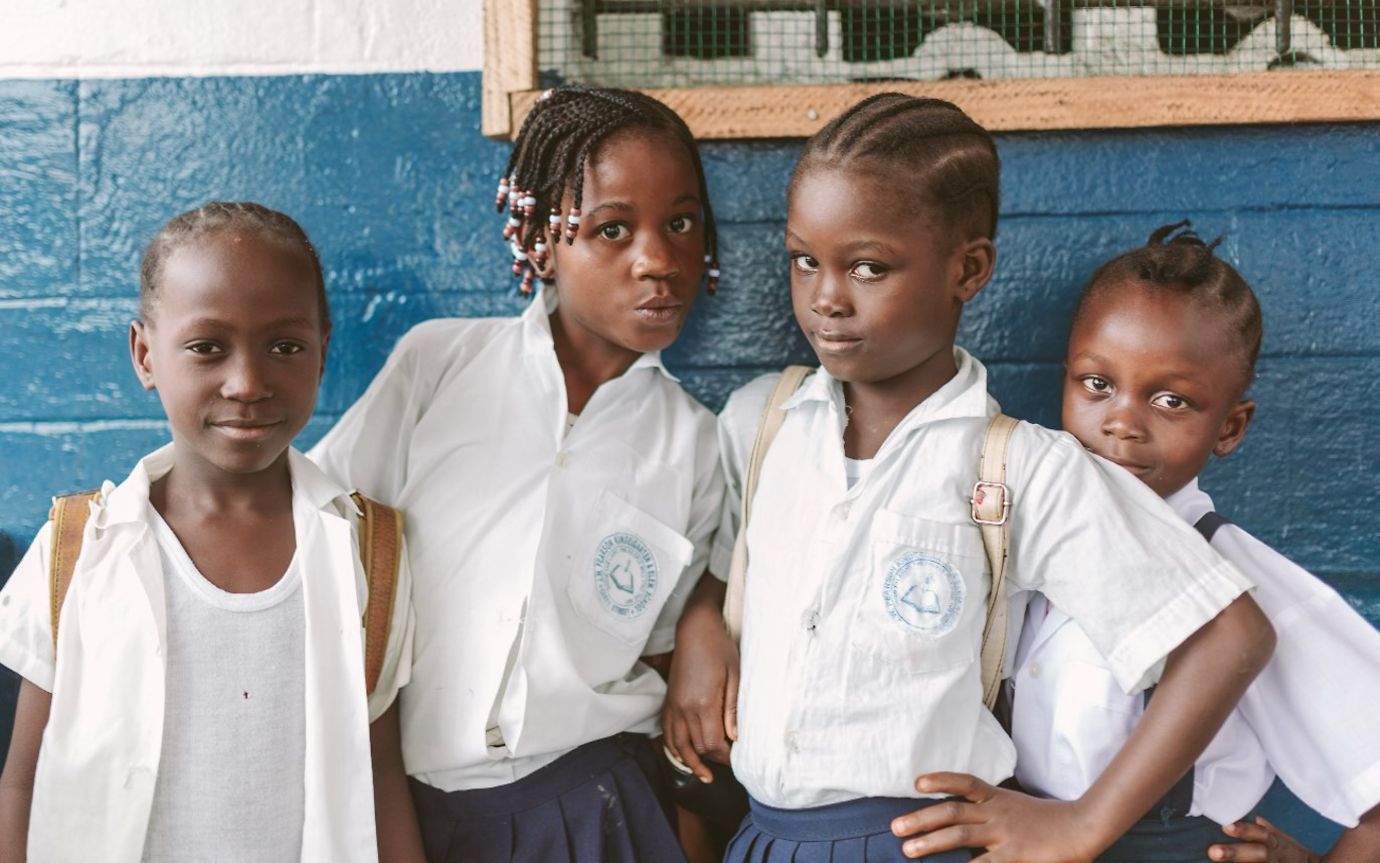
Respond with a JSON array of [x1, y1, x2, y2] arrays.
[[536, 0, 1380, 87]]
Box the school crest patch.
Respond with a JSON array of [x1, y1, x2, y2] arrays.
[[883, 552, 964, 635], [593, 532, 659, 619]]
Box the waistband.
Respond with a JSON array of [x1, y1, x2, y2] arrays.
[[409, 733, 647, 819], [748, 795, 942, 842]]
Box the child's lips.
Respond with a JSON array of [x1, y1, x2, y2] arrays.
[[211, 419, 282, 442], [813, 330, 862, 353]]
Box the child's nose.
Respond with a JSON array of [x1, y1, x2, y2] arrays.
[[810, 273, 851, 317], [1101, 399, 1146, 440], [221, 355, 272, 402], [631, 232, 680, 281]]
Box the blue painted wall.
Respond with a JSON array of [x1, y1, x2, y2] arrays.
[[1, 71, 1375, 847]]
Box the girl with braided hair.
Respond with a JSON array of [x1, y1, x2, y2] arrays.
[[310, 86, 723, 862], [669, 95, 1275, 862]]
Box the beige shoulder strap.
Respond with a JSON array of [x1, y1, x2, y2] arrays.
[[47, 490, 102, 652], [351, 493, 404, 696], [972, 414, 1018, 710], [724, 366, 813, 643]]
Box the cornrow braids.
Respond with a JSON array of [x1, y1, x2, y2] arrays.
[[1076, 220, 1263, 380], [495, 86, 720, 297], [140, 201, 328, 323], [791, 93, 1001, 241]]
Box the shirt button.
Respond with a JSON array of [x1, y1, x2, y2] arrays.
[[555, 451, 568, 467], [784, 730, 800, 752], [836, 503, 851, 521], [802, 609, 820, 633], [1029, 662, 1041, 678]]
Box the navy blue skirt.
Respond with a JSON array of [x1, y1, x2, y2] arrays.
[[409, 733, 685, 863], [725, 795, 973, 863], [1097, 815, 1227, 863]]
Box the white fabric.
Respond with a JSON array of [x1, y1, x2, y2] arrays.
[[142, 508, 306, 862], [843, 456, 873, 490], [1011, 478, 1380, 827], [309, 285, 723, 792], [0, 446, 414, 863], [714, 349, 1252, 809]]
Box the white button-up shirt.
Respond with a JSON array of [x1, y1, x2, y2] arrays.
[[0, 446, 414, 862], [1011, 478, 1380, 826], [309, 287, 723, 791], [713, 349, 1252, 809]]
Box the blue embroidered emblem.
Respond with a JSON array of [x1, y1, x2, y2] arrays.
[[883, 552, 964, 635], [593, 532, 659, 618]]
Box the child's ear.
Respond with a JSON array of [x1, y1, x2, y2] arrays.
[[129, 320, 156, 391], [952, 237, 996, 304], [537, 225, 558, 281], [1213, 399, 1255, 457]]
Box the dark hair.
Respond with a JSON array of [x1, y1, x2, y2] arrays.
[[496, 86, 719, 295], [791, 93, 1000, 240], [1076, 220, 1262, 381], [139, 201, 328, 324]]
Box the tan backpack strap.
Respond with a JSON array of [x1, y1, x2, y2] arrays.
[[48, 490, 101, 652], [972, 414, 1018, 711], [724, 366, 814, 643], [351, 493, 403, 696]]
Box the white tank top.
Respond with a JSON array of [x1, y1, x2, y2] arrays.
[[141, 506, 306, 862]]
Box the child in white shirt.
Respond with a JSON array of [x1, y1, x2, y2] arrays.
[[1009, 222, 1380, 862], [0, 202, 418, 862], [667, 95, 1276, 863]]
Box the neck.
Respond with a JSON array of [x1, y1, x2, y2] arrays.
[[151, 448, 294, 519], [549, 310, 641, 414], [841, 346, 958, 459]]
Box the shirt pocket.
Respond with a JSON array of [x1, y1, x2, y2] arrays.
[[566, 488, 695, 648], [852, 509, 986, 674]]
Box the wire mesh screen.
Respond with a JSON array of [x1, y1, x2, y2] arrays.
[[536, 0, 1380, 87]]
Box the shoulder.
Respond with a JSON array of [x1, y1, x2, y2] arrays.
[[719, 372, 786, 435], [393, 315, 514, 362]]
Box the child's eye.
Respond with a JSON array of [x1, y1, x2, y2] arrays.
[[790, 254, 818, 274], [187, 342, 222, 355], [668, 215, 696, 234], [1080, 375, 1111, 394], [598, 223, 630, 241], [271, 342, 305, 356], [1152, 393, 1190, 410], [851, 261, 888, 281]]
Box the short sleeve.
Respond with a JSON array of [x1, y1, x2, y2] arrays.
[[0, 522, 58, 692], [1006, 429, 1253, 694], [366, 530, 416, 723], [645, 407, 726, 655], [708, 374, 780, 581]]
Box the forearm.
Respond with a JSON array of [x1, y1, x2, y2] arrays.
[[1079, 593, 1275, 853], [680, 571, 727, 622], [0, 785, 31, 863], [370, 704, 425, 863], [1324, 804, 1380, 863]]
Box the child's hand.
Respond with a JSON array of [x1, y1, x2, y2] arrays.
[[663, 595, 739, 783], [1209, 817, 1320, 863], [890, 772, 1101, 862]]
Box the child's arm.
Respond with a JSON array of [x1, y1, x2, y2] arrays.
[[0, 678, 52, 863], [893, 592, 1275, 862], [1211, 806, 1380, 863], [369, 702, 425, 863], [662, 572, 738, 783]]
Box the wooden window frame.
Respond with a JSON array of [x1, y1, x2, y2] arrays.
[[482, 0, 1380, 139]]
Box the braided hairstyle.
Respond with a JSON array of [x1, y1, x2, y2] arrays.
[[791, 93, 1000, 241], [140, 201, 328, 324], [496, 86, 719, 296], [1076, 220, 1262, 384]]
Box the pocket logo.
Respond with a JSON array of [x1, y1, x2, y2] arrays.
[[883, 552, 964, 635], [593, 532, 659, 618]]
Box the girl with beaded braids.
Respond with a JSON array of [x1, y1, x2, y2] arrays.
[[669, 94, 1275, 863], [310, 86, 725, 862]]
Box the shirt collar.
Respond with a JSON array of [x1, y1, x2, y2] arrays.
[[784, 346, 997, 427], [92, 444, 355, 528], [519, 282, 678, 382], [1164, 476, 1216, 525]]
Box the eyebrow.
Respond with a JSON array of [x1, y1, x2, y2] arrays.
[[784, 230, 897, 257], [1069, 351, 1202, 385], [585, 194, 701, 219], [181, 316, 318, 331]]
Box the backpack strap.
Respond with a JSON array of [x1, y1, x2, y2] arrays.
[[724, 366, 814, 643], [47, 490, 102, 652], [350, 492, 404, 696], [971, 414, 1018, 711]]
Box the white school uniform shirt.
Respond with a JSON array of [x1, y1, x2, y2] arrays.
[[0, 445, 414, 863], [713, 348, 1253, 810], [1010, 478, 1380, 827], [309, 285, 723, 791]]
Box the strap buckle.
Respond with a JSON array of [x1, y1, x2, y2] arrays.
[[970, 480, 1011, 526]]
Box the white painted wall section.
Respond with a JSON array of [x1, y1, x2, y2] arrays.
[[1, 0, 484, 78]]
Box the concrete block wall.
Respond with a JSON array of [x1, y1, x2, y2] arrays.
[[1, 0, 1376, 849]]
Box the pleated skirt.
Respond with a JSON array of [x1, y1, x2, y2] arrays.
[[725, 795, 973, 863], [409, 733, 685, 863]]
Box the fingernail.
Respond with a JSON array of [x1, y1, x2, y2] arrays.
[[904, 839, 926, 857]]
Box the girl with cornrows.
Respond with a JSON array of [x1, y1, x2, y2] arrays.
[[310, 86, 723, 862]]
